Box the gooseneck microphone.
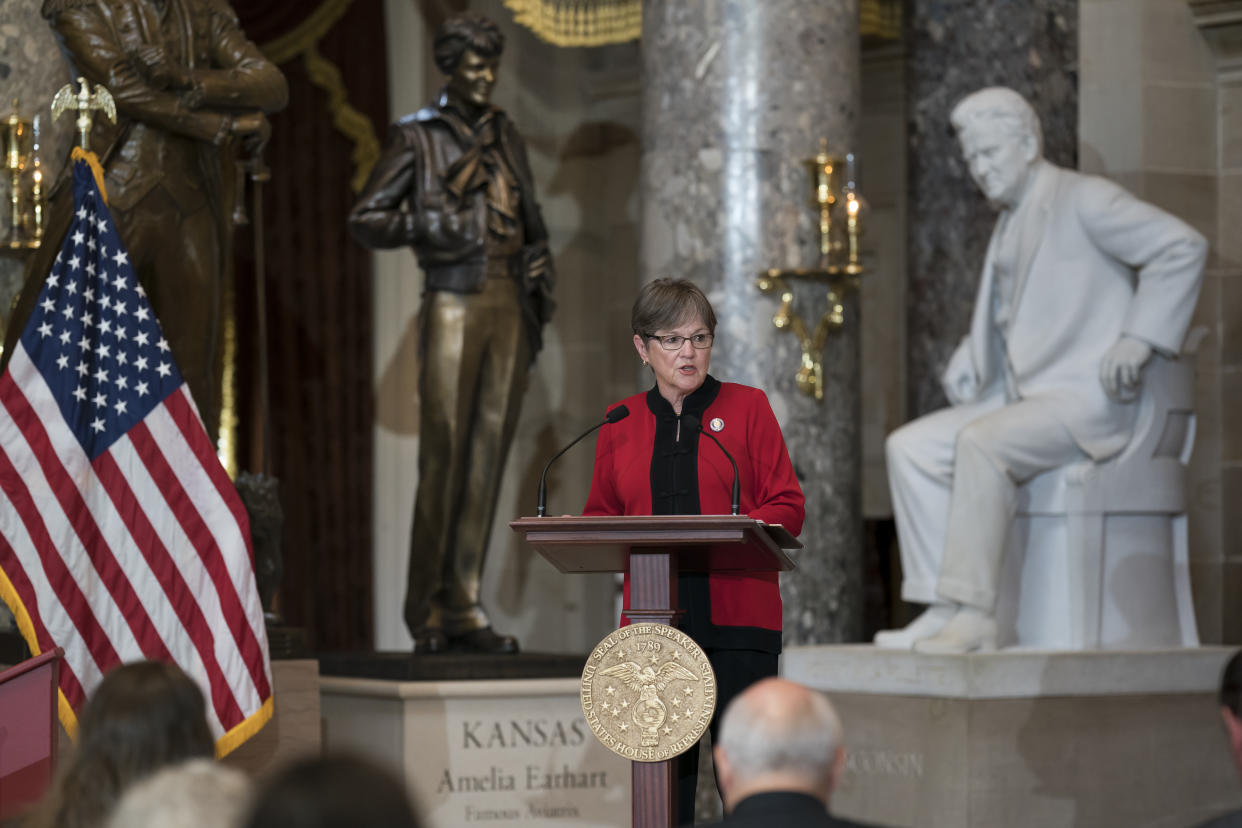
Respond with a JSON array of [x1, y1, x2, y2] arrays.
[[537, 405, 630, 517], [682, 414, 741, 516]]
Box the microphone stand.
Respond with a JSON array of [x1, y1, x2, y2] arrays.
[[537, 405, 629, 516]]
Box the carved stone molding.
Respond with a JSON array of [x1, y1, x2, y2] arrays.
[[1190, 0, 1242, 74]]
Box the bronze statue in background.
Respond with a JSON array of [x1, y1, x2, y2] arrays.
[[2, 0, 288, 442], [349, 12, 555, 654]]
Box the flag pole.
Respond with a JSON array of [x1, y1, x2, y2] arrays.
[[233, 140, 297, 655]]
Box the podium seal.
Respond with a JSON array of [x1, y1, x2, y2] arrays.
[[580, 623, 716, 762]]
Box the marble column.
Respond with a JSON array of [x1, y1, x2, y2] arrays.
[[640, 0, 863, 644], [905, 0, 1077, 417]]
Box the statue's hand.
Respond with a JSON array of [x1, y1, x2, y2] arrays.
[[941, 338, 978, 405], [130, 45, 191, 90], [526, 248, 550, 282], [230, 113, 272, 158], [1099, 336, 1153, 401], [181, 83, 206, 109]]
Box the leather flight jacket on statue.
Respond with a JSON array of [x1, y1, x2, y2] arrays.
[[348, 92, 556, 356]]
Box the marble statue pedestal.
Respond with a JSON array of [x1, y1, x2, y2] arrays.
[[783, 646, 1242, 828], [320, 675, 631, 827]]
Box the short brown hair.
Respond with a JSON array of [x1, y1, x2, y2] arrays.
[[631, 278, 717, 338], [433, 12, 504, 76]]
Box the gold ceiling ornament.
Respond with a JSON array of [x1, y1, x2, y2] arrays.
[[502, 0, 642, 47], [860, 0, 902, 40], [502, 0, 900, 47]]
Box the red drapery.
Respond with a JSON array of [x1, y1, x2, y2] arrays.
[[233, 1, 388, 652]]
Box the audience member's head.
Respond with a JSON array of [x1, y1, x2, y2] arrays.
[[105, 759, 251, 828], [713, 677, 846, 813], [26, 660, 215, 828], [1219, 650, 1242, 782], [240, 753, 423, 828]]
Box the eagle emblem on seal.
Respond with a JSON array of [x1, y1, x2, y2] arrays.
[[600, 660, 700, 747]]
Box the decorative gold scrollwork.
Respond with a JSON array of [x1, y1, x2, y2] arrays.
[[756, 141, 866, 402], [756, 271, 848, 401], [500, 0, 901, 47]]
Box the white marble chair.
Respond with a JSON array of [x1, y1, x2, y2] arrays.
[[997, 332, 1205, 649]]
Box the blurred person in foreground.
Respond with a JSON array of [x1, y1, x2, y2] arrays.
[[105, 759, 251, 828], [240, 753, 423, 828], [709, 678, 884, 827], [583, 277, 805, 823], [1198, 650, 1242, 827], [24, 661, 215, 828]]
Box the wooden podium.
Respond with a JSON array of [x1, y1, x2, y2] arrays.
[[0, 648, 63, 821], [510, 515, 799, 828]]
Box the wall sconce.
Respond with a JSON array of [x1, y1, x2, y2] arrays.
[[4, 100, 46, 253], [756, 141, 867, 400]]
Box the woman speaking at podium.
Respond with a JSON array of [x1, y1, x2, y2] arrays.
[[583, 278, 805, 820]]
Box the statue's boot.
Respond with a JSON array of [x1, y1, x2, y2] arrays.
[[912, 606, 997, 654], [412, 629, 449, 654], [451, 627, 519, 654], [873, 603, 955, 649]]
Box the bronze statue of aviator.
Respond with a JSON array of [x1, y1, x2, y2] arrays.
[[349, 12, 556, 655]]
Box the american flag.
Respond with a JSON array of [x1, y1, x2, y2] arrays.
[[0, 156, 272, 754]]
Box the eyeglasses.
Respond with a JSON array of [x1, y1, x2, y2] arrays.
[[646, 332, 715, 350]]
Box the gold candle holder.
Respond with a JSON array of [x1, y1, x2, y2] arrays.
[[756, 141, 866, 400], [841, 153, 867, 276], [6, 100, 30, 245], [5, 100, 25, 174], [804, 139, 842, 264]]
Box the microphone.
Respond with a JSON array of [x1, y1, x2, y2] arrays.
[[537, 405, 630, 517], [682, 414, 740, 516]]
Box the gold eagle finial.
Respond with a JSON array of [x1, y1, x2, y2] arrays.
[[51, 77, 116, 152]]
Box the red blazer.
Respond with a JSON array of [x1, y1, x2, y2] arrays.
[[583, 380, 804, 636]]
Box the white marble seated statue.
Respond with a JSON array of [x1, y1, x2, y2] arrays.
[[876, 87, 1207, 654]]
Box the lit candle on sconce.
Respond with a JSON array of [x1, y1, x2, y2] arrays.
[[841, 152, 868, 276]]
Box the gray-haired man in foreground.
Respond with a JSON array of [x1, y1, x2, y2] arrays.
[[708, 678, 886, 827]]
